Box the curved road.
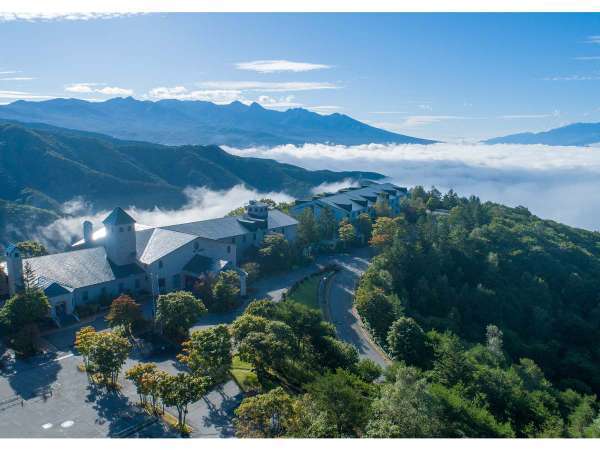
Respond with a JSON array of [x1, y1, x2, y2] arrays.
[[324, 249, 391, 368]]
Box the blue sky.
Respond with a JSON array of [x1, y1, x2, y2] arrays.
[[1, 12, 600, 141]]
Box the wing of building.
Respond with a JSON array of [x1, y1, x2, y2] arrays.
[[290, 181, 408, 221], [3, 201, 297, 324]]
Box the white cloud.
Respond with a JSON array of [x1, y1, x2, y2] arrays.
[[257, 95, 302, 109], [65, 83, 133, 96], [500, 110, 560, 119], [0, 13, 138, 22], [36, 185, 293, 247], [224, 142, 600, 232], [0, 77, 35, 81], [0, 90, 53, 100], [197, 81, 339, 92], [235, 60, 331, 73], [96, 86, 134, 96], [544, 74, 600, 81], [147, 86, 244, 104], [65, 83, 97, 93], [310, 179, 359, 194], [585, 35, 600, 44], [0, 71, 17, 75]]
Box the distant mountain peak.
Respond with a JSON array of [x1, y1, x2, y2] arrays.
[[485, 121, 600, 147], [0, 97, 436, 147]]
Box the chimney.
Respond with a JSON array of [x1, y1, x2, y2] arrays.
[[5, 243, 23, 296], [83, 220, 93, 244]]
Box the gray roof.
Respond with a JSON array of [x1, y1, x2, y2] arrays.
[[24, 246, 143, 290], [297, 182, 406, 213], [103, 207, 136, 225], [137, 227, 197, 265], [163, 209, 298, 241]]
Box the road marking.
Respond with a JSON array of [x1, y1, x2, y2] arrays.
[[61, 420, 74, 428], [54, 353, 74, 361]]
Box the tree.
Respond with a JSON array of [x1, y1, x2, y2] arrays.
[[75, 326, 97, 372], [366, 364, 441, 437], [16, 240, 47, 257], [87, 330, 132, 386], [369, 217, 399, 250], [160, 373, 208, 433], [258, 233, 291, 273], [297, 208, 319, 247], [0, 282, 51, 355], [241, 262, 260, 284], [387, 317, 429, 368], [211, 270, 240, 312], [234, 387, 298, 437], [356, 213, 373, 243], [299, 369, 373, 437], [338, 220, 356, 249], [126, 362, 158, 407], [106, 294, 142, 336], [355, 358, 382, 383], [155, 291, 207, 340], [354, 287, 402, 341], [178, 324, 232, 382], [317, 207, 337, 241], [485, 324, 504, 359]]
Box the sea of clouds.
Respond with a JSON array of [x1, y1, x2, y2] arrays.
[[37, 185, 294, 249], [225, 143, 600, 232], [37, 142, 600, 248]]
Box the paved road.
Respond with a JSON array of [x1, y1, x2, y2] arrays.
[[324, 249, 391, 368]]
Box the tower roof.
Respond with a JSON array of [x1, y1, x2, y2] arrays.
[[102, 207, 136, 226]]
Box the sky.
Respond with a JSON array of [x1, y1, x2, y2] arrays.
[[2, 12, 600, 141]]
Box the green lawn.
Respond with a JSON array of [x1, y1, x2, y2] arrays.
[[286, 274, 322, 311], [230, 355, 259, 392]]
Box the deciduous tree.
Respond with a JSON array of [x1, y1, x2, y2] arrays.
[[156, 291, 207, 340]]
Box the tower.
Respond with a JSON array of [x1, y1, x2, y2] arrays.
[[102, 207, 137, 266], [5, 243, 23, 296], [83, 220, 93, 245]]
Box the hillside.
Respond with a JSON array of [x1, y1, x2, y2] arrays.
[[485, 122, 600, 146], [0, 121, 383, 245], [357, 187, 600, 397], [0, 97, 436, 147]]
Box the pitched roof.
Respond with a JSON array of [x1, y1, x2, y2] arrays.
[[24, 246, 143, 290], [137, 227, 197, 265], [103, 207, 136, 225], [163, 209, 298, 241]]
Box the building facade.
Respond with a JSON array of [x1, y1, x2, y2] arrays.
[[4, 201, 298, 324], [290, 181, 408, 223]]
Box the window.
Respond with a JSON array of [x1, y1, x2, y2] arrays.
[[172, 274, 181, 288], [158, 278, 166, 293], [227, 245, 231, 253], [101, 287, 107, 297], [119, 227, 124, 232], [127, 225, 132, 231], [242, 235, 246, 243], [253, 232, 256, 241], [194, 241, 199, 250], [158, 260, 163, 269], [135, 279, 140, 289], [231, 237, 235, 244], [82, 291, 89, 302]]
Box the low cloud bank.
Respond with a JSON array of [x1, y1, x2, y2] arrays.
[[37, 185, 293, 248], [225, 143, 600, 232]]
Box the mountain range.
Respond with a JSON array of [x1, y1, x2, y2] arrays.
[[0, 97, 435, 147], [485, 122, 600, 146], [0, 120, 383, 246]]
